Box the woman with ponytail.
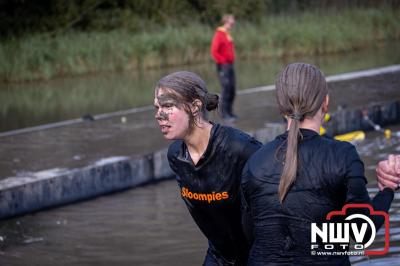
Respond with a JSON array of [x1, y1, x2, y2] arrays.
[[241, 63, 395, 265], [154, 71, 261, 265]]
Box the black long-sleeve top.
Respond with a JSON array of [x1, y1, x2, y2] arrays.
[[241, 128, 394, 266], [168, 123, 262, 262]]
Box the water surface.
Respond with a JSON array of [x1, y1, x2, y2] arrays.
[[1, 42, 399, 132]]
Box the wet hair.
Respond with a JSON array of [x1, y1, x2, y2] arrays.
[[155, 71, 219, 128], [275, 63, 328, 203]]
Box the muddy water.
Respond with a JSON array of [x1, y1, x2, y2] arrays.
[[1, 42, 400, 132], [0, 180, 206, 266], [0, 127, 399, 266], [1, 69, 399, 180]]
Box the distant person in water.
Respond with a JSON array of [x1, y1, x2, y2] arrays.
[[241, 63, 398, 265], [154, 71, 261, 265], [211, 14, 237, 122]]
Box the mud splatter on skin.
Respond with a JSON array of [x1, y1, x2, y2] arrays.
[[155, 93, 182, 121], [155, 85, 198, 130], [156, 110, 171, 121], [157, 93, 182, 107]]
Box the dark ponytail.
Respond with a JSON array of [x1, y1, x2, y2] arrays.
[[206, 93, 219, 111], [275, 63, 328, 203]]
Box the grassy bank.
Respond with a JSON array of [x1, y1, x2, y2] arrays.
[[1, 7, 399, 83]]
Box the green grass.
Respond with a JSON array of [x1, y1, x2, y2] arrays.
[[1, 8, 399, 83]]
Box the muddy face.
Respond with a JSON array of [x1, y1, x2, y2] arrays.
[[154, 89, 191, 140]]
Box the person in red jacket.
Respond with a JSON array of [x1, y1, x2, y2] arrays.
[[211, 14, 237, 122]]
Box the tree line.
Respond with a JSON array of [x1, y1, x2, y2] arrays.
[[1, 0, 399, 39]]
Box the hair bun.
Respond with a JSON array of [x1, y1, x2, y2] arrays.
[[205, 93, 219, 111]]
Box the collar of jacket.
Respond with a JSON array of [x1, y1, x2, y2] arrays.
[[175, 122, 220, 170], [217, 26, 233, 41], [277, 128, 320, 142]]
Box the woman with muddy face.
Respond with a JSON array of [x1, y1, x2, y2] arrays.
[[154, 71, 218, 142], [154, 71, 262, 265]]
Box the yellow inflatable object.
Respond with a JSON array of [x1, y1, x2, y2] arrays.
[[384, 129, 391, 139], [320, 126, 327, 135], [324, 113, 331, 123], [320, 126, 364, 142], [334, 131, 366, 142]]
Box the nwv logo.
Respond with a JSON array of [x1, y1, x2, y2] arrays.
[[310, 204, 390, 256]]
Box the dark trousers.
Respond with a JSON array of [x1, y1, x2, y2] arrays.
[[217, 63, 236, 117]]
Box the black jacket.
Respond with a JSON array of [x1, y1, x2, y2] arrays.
[[168, 123, 262, 262], [242, 128, 394, 266]]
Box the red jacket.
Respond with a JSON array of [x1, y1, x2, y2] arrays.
[[211, 27, 235, 64]]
